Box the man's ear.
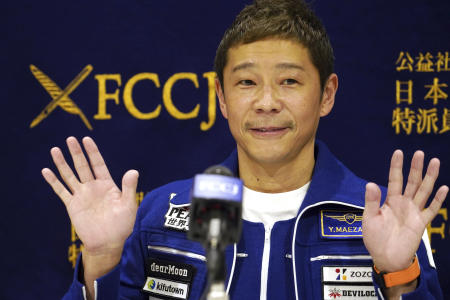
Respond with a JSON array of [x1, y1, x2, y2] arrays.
[[320, 73, 338, 117], [216, 78, 228, 119]]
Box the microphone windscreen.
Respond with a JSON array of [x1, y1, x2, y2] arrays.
[[203, 165, 233, 177]]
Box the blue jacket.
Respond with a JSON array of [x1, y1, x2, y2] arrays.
[[64, 141, 443, 299]]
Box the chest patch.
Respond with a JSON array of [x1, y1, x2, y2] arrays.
[[323, 284, 377, 299], [320, 210, 363, 239], [164, 203, 190, 232], [321, 263, 376, 299], [142, 258, 196, 299], [322, 266, 373, 283]]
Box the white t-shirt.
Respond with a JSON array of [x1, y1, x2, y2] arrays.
[[242, 182, 310, 227]]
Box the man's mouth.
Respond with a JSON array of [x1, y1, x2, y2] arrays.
[[251, 127, 288, 132], [245, 120, 294, 137], [248, 126, 291, 137]]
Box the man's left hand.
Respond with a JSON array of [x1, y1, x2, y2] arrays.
[[363, 150, 448, 274]]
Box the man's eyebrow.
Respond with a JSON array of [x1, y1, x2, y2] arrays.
[[231, 62, 255, 73], [275, 63, 305, 71], [231, 62, 305, 73]]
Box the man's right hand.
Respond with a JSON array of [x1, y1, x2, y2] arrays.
[[42, 136, 139, 298]]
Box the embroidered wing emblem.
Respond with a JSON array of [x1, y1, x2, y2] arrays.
[[325, 213, 363, 225]]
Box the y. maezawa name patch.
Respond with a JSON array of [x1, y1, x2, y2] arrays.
[[320, 210, 363, 239]]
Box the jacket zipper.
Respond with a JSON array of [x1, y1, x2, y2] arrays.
[[148, 245, 206, 261], [310, 255, 372, 261], [260, 225, 272, 300]]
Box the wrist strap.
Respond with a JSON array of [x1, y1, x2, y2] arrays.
[[373, 256, 420, 289]]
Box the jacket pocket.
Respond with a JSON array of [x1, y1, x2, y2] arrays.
[[309, 254, 377, 300], [144, 238, 207, 300]]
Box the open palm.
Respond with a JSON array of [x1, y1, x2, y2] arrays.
[[42, 137, 139, 255], [362, 150, 448, 273]]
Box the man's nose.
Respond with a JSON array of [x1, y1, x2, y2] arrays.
[[253, 84, 282, 113]]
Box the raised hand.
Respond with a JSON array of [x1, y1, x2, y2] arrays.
[[362, 150, 448, 274], [42, 136, 139, 256]]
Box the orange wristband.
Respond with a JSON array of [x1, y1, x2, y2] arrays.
[[373, 256, 420, 289]]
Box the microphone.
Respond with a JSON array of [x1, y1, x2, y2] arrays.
[[188, 165, 243, 300]]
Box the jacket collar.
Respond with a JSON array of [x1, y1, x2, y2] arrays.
[[219, 140, 377, 210], [300, 140, 368, 210], [173, 140, 385, 209]]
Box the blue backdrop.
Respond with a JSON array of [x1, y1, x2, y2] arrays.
[[1, 1, 449, 299]]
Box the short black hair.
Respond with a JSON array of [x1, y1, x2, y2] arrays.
[[214, 0, 334, 91]]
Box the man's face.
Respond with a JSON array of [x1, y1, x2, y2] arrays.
[[217, 38, 336, 166]]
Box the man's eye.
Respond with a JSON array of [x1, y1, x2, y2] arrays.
[[238, 79, 255, 86], [282, 78, 298, 85]]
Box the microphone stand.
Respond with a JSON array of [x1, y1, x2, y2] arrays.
[[204, 218, 229, 300]]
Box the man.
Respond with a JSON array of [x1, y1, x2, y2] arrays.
[[42, 0, 448, 299]]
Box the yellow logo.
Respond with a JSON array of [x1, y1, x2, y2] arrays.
[[29, 64, 93, 130], [325, 213, 363, 225]]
